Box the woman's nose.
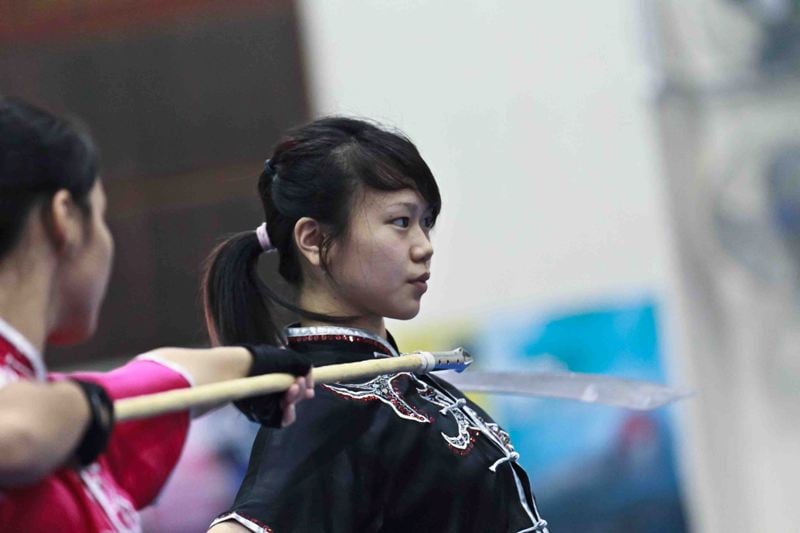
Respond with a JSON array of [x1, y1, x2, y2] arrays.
[[411, 230, 434, 263]]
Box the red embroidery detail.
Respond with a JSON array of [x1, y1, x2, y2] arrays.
[[239, 513, 274, 533], [447, 428, 480, 456], [288, 334, 393, 356], [214, 512, 274, 533]]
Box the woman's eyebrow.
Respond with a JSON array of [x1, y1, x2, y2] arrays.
[[386, 201, 424, 212]]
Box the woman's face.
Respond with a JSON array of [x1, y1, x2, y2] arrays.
[[49, 180, 115, 345], [326, 187, 435, 322]]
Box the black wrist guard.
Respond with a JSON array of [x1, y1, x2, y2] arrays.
[[72, 379, 115, 466], [242, 344, 312, 378], [234, 344, 312, 427]]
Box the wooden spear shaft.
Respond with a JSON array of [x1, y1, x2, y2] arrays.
[[115, 350, 469, 422]]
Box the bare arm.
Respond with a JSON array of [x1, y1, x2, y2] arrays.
[[137, 346, 313, 424], [139, 346, 252, 387], [0, 380, 89, 486], [0, 346, 311, 488]]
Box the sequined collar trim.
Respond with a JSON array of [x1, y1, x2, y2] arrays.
[[0, 316, 46, 381], [285, 326, 399, 357]]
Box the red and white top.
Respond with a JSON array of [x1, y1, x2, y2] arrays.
[[0, 318, 192, 532]]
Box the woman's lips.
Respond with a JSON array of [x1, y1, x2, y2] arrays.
[[410, 273, 430, 293]]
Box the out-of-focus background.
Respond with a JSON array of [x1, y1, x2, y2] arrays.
[[2, 1, 799, 531]]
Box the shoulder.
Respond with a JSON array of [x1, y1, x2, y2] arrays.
[[244, 379, 410, 468], [424, 373, 464, 398], [256, 384, 377, 445], [425, 374, 498, 423]]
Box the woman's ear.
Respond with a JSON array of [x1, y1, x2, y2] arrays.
[[293, 217, 324, 267], [44, 189, 82, 255]]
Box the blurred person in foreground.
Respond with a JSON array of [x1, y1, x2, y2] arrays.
[[0, 97, 314, 532]]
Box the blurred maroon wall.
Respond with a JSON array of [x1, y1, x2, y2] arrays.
[[0, 0, 309, 365]]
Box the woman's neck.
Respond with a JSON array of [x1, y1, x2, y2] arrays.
[[0, 260, 53, 354], [297, 288, 386, 339]]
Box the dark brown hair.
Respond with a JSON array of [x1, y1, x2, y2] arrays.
[[0, 97, 97, 259], [202, 117, 441, 345]]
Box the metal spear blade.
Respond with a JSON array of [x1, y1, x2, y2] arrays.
[[435, 370, 692, 410]]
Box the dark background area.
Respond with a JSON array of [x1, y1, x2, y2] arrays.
[[0, 0, 309, 365]]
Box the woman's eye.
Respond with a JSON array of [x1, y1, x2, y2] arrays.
[[391, 217, 410, 228], [423, 216, 435, 229]]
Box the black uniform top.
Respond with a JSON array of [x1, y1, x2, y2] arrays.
[[211, 326, 549, 533]]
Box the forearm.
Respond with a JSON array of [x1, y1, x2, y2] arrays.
[[0, 380, 89, 486], [136, 346, 312, 425], [138, 346, 252, 388]]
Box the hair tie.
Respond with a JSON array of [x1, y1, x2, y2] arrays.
[[255, 222, 275, 252]]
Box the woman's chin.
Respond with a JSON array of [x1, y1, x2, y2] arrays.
[[388, 305, 422, 321]]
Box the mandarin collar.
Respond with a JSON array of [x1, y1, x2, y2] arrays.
[[285, 325, 399, 358]]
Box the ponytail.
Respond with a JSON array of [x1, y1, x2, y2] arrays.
[[202, 231, 281, 346], [202, 229, 356, 346]]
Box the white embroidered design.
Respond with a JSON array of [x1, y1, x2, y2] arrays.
[[80, 464, 142, 533], [324, 373, 432, 423], [286, 325, 545, 530], [485, 422, 515, 452], [416, 381, 481, 453], [326, 371, 518, 458], [209, 512, 274, 533]]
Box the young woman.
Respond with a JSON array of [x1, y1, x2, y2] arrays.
[[0, 97, 314, 532], [204, 117, 550, 533]]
